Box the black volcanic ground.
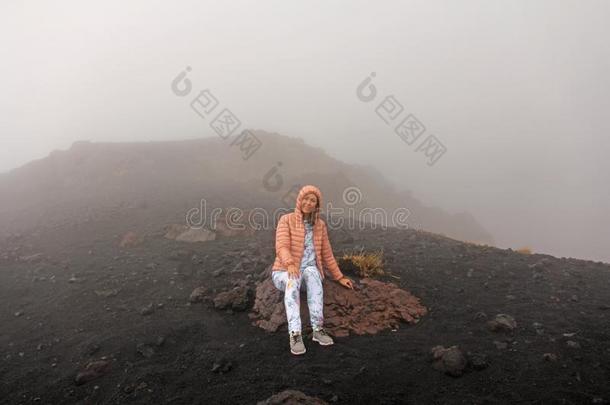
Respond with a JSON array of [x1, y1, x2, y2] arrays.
[[1, 214, 609, 404], [0, 136, 608, 404]]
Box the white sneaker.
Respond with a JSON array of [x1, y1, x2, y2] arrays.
[[289, 331, 306, 355]]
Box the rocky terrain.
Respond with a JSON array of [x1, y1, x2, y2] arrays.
[[0, 217, 609, 404], [0, 135, 609, 404]]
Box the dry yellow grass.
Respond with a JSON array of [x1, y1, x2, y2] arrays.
[[516, 247, 532, 254], [340, 248, 385, 278]]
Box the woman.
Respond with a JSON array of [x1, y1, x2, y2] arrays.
[[271, 184, 354, 355]]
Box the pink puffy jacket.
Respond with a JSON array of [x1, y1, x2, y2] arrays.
[[271, 185, 344, 281]]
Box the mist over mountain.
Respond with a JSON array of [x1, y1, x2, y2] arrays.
[[0, 130, 493, 245]]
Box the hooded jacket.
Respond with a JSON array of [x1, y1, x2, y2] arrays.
[[272, 185, 344, 281]]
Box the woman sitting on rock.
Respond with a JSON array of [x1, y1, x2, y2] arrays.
[[271, 184, 354, 355]]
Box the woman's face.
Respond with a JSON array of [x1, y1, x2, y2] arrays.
[[301, 193, 318, 214]]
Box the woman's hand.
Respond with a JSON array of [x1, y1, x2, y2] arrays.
[[338, 276, 354, 290], [287, 264, 300, 280]]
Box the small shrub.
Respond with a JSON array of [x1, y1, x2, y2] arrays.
[[339, 248, 385, 278]]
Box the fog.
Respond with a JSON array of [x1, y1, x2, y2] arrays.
[[1, 0, 609, 262]]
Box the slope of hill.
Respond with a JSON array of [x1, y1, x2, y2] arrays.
[[0, 132, 608, 403], [0, 131, 493, 246], [0, 221, 608, 403]]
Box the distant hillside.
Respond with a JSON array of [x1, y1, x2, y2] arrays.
[[0, 130, 493, 245]]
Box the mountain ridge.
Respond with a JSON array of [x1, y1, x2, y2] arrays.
[[0, 130, 493, 245]]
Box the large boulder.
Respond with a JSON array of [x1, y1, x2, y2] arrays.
[[213, 284, 253, 311], [487, 314, 517, 332], [74, 360, 111, 385], [431, 345, 468, 377], [119, 231, 141, 248], [249, 270, 427, 337], [256, 389, 328, 405]]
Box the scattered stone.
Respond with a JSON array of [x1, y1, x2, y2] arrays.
[[189, 287, 207, 303], [566, 340, 581, 349], [74, 360, 110, 385], [473, 312, 487, 320], [532, 322, 545, 335], [14, 310, 24, 317], [543, 353, 558, 361], [136, 343, 155, 358], [213, 284, 253, 311], [256, 389, 328, 405], [467, 268, 474, 277], [487, 314, 517, 332], [467, 352, 489, 370], [570, 295, 579, 302], [94, 289, 119, 298], [164, 224, 216, 243], [19, 253, 44, 263], [213, 269, 224, 277], [493, 340, 508, 350], [140, 303, 154, 316], [431, 345, 468, 377], [119, 231, 141, 248], [211, 358, 233, 374]]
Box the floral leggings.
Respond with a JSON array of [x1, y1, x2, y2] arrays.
[[272, 265, 324, 334]]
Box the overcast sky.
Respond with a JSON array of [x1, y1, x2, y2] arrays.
[[1, 0, 609, 262]]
